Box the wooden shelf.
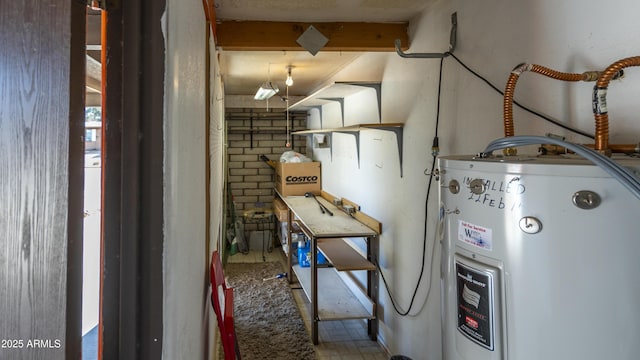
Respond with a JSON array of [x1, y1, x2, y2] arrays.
[[292, 122, 403, 135], [286, 81, 404, 177], [292, 264, 375, 320], [317, 238, 375, 271], [288, 82, 382, 127], [293, 123, 405, 177]]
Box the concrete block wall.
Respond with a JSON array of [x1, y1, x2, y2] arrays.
[[226, 108, 307, 242]]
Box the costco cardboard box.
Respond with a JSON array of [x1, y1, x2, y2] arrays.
[[275, 161, 321, 196]]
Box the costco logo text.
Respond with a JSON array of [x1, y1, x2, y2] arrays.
[[286, 175, 318, 184]]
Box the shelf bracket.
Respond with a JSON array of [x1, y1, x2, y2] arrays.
[[327, 133, 334, 162], [394, 12, 457, 59], [310, 132, 333, 161], [335, 130, 361, 169], [344, 83, 382, 123], [298, 132, 334, 161], [319, 98, 345, 127], [308, 105, 323, 129], [376, 126, 404, 178]]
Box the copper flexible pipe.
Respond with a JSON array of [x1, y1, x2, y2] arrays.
[[593, 56, 640, 154], [503, 64, 600, 155], [504, 63, 598, 138]]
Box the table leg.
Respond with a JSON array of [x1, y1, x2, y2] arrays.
[[367, 235, 379, 341], [286, 209, 293, 284], [311, 236, 319, 344]]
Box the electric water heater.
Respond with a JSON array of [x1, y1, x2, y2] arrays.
[[439, 154, 640, 360]]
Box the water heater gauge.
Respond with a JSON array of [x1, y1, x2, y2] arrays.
[[519, 216, 542, 234]]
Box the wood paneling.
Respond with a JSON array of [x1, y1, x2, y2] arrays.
[[0, 0, 84, 358], [216, 21, 409, 51]]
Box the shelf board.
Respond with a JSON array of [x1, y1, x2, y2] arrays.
[[292, 123, 405, 177], [286, 80, 404, 176], [288, 82, 380, 111], [293, 264, 374, 321], [292, 123, 403, 135], [317, 238, 375, 271], [288, 82, 382, 128]]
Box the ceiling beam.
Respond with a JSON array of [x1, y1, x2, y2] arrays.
[[216, 21, 409, 51]]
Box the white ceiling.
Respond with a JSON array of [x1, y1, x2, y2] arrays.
[[219, 50, 364, 96], [215, 0, 431, 97], [85, 2, 431, 101]]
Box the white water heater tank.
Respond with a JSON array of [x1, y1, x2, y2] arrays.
[[439, 154, 640, 360]]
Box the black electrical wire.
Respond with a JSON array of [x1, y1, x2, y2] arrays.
[[435, 56, 444, 137], [445, 52, 596, 140], [376, 57, 444, 316]]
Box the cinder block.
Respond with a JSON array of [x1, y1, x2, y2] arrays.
[[227, 175, 243, 183], [230, 168, 258, 176], [244, 161, 267, 169], [229, 154, 258, 162], [234, 195, 258, 204], [244, 147, 272, 155], [244, 175, 273, 183], [229, 140, 251, 148], [259, 140, 288, 148], [227, 133, 244, 141], [229, 182, 258, 190], [227, 147, 244, 155], [227, 162, 244, 169], [244, 189, 269, 196]]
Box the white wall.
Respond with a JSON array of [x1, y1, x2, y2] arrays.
[[210, 42, 227, 269], [310, 0, 640, 358], [162, 0, 211, 358], [445, 0, 640, 148]]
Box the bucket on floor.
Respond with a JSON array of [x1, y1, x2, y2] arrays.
[[249, 230, 272, 250]]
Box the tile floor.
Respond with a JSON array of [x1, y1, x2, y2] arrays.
[[227, 249, 390, 360]]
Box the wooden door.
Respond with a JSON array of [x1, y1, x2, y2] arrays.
[[0, 1, 85, 358]]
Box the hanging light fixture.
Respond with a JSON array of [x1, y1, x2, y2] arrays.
[[285, 66, 294, 87], [255, 63, 279, 101], [254, 82, 279, 100]]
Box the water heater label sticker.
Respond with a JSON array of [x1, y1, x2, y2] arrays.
[[456, 262, 495, 351], [458, 220, 493, 251]]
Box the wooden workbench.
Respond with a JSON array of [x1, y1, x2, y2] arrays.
[[276, 191, 379, 345]]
